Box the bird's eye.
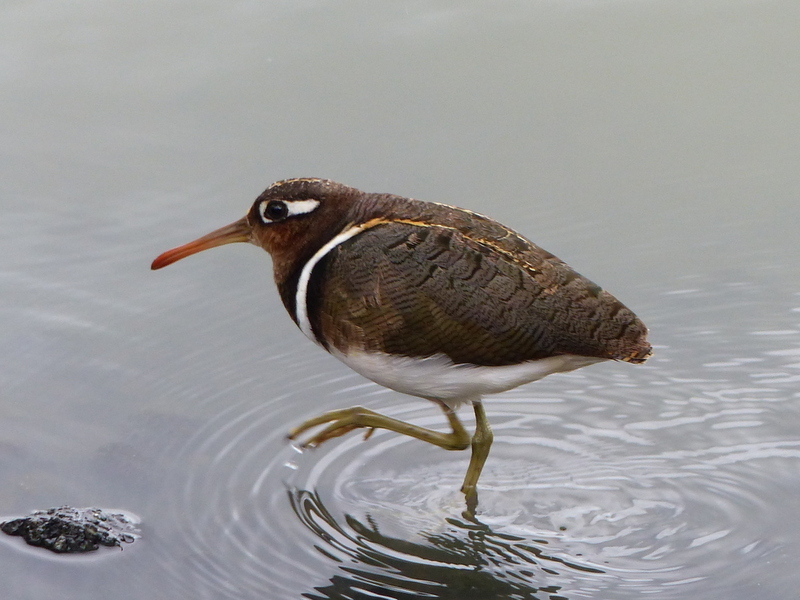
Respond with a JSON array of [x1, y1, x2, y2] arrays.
[[260, 200, 288, 223]]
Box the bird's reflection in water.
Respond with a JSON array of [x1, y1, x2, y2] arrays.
[[289, 488, 604, 600]]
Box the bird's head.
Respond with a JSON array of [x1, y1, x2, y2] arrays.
[[151, 178, 358, 278]]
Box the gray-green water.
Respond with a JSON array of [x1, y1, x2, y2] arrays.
[[2, 2, 799, 598]]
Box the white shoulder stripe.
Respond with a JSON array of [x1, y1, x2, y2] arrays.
[[295, 224, 367, 344]]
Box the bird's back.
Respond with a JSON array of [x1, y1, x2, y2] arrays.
[[305, 195, 651, 367]]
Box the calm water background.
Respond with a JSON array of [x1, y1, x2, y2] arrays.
[[2, 1, 799, 599]]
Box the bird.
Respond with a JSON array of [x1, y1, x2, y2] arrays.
[[151, 178, 651, 507]]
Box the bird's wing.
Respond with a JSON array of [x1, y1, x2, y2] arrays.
[[312, 219, 649, 366]]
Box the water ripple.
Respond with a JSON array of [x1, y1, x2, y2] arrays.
[[137, 322, 800, 600]]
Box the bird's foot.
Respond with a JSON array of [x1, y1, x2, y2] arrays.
[[287, 406, 385, 448], [462, 486, 479, 520], [287, 405, 472, 451]]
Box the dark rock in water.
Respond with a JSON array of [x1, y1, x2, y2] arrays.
[[1, 506, 139, 553]]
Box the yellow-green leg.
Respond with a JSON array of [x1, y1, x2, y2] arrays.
[[288, 400, 471, 452], [461, 400, 493, 512]]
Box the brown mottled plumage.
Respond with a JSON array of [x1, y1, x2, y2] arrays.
[[310, 207, 649, 366]]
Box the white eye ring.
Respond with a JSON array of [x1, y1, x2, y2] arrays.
[[258, 199, 320, 223], [260, 200, 288, 222]]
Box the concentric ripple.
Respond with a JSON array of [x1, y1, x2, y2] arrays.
[[144, 357, 797, 600], [285, 406, 781, 599]]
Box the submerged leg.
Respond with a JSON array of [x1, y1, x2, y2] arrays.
[[288, 400, 471, 452], [461, 399, 493, 509]]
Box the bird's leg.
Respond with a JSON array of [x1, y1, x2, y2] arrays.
[[461, 399, 493, 509], [288, 400, 472, 452]]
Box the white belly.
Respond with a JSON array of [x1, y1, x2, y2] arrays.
[[331, 349, 605, 409]]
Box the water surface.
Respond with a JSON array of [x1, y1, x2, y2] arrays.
[[1, 1, 799, 599]]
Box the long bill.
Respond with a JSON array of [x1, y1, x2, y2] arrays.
[[151, 215, 252, 270]]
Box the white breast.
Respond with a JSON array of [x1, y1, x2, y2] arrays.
[[330, 349, 606, 409]]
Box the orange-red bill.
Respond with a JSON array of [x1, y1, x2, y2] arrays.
[[151, 216, 252, 270]]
